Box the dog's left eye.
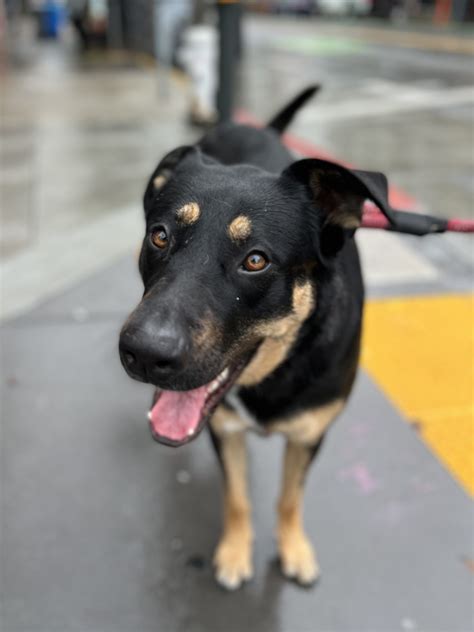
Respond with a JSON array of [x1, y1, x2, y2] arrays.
[[241, 251, 270, 273], [151, 227, 168, 249]]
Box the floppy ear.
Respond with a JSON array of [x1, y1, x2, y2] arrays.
[[282, 158, 395, 258], [143, 145, 194, 214]]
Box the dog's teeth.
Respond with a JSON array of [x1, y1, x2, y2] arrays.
[[208, 380, 219, 394], [147, 411, 152, 421], [187, 428, 195, 436], [207, 368, 230, 395]]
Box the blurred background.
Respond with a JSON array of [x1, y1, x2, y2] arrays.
[[1, 2, 473, 631]]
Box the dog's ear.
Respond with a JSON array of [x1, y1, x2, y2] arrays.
[[143, 145, 194, 214], [282, 158, 394, 259]]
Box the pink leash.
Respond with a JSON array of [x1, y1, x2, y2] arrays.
[[362, 207, 474, 234]]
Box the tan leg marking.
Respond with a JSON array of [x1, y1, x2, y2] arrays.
[[275, 401, 344, 585], [211, 407, 253, 590], [277, 442, 319, 585]]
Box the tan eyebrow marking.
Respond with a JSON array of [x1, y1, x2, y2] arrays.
[[153, 174, 168, 190], [176, 202, 201, 225], [228, 215, 252, 242]]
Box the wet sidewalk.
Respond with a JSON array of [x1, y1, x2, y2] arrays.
[[1, 14, 473, 632]]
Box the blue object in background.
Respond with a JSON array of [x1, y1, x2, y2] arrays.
[[39, 1, 66, 38]]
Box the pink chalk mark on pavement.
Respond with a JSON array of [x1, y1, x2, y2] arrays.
[[338, 462, 380, 496], [378, 500, 405, 527], [348, 422, 370, 438]]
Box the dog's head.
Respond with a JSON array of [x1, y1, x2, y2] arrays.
[[119, 144, 391, 446]]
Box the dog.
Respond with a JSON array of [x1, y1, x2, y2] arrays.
[[119, 86, 394, 590]]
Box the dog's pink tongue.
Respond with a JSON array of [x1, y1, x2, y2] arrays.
[[149, 385, 208, 442]]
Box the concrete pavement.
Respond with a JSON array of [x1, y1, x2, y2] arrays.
[[1, 13, 473, 632]]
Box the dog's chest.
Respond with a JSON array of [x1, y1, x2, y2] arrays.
[[220, 389, 342, 444]]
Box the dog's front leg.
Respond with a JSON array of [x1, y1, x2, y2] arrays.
[[277, 439, 322, 586], [209, 408, 253, 590], [274, 400, 343, 586]]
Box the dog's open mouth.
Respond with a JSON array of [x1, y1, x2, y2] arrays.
[[147, 361, 248, 447]]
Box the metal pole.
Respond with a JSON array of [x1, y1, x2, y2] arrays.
[[106, 0, 124, 49], [217, 0, 241, 123]]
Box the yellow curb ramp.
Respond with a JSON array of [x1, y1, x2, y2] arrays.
[[362, 294, 474, 495]]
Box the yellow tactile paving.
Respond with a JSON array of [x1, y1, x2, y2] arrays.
[[362, 294, 474, 495]]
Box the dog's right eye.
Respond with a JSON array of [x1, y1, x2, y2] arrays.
[[151, 227, 168, 249], [242, 251, 270, 273]]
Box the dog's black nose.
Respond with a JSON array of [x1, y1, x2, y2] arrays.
[[119, 325, 188, 383]]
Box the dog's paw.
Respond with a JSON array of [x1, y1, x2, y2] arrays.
[[213, 537, 253, 590], [278, 532, 320, 586]]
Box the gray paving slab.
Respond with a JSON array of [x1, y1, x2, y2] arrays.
[[363, 232, 473, 299], [1, 261, 472, 632]]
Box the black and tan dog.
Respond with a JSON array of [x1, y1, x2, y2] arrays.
[[119, 86, 394, 590]]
